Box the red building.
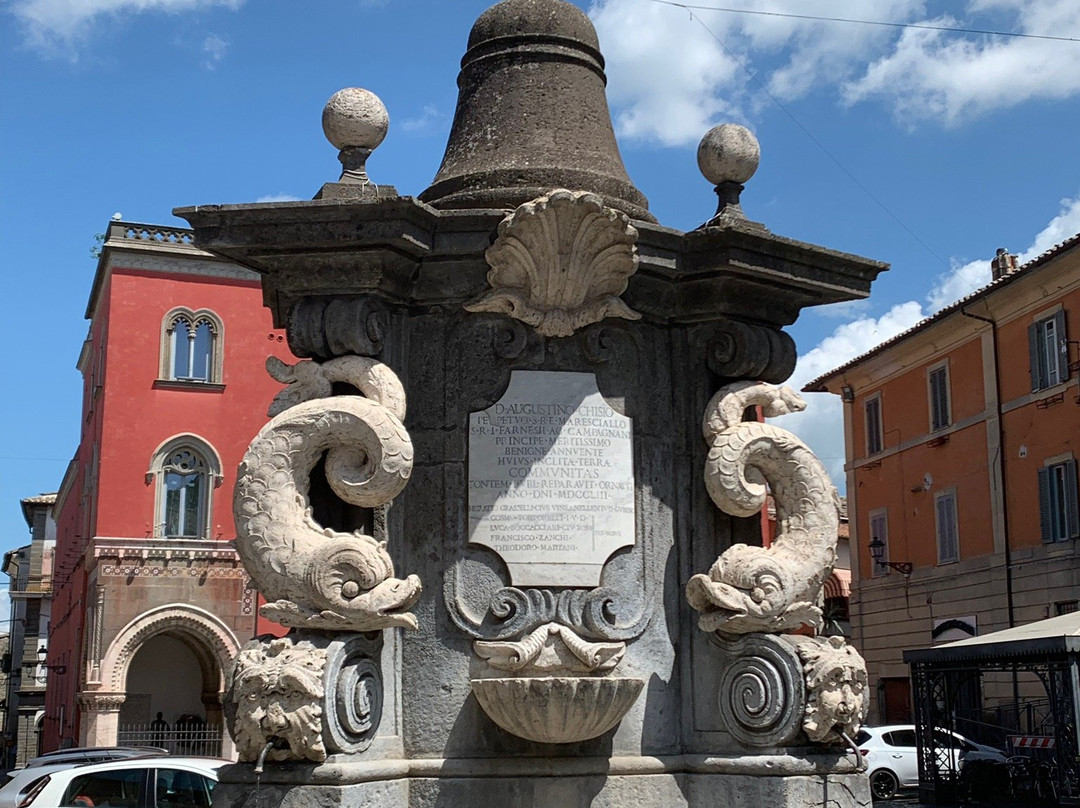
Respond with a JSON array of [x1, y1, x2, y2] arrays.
[[43, 220, 293, 753]]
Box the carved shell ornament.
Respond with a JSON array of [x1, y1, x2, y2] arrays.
[[234, 356, 421, 631], [465, 189, 641, 337], [686, 381, 839, 636]]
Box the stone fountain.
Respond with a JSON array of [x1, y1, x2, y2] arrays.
[[177, 1, 887, 805]]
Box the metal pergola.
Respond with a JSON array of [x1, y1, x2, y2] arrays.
[[905, 612, 1080, 806]]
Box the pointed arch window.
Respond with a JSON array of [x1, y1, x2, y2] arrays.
[[147, 436, 223, 539], [160, 309, 223, 384]]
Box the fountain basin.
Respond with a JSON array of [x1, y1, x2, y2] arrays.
[[471, 676, 644, 744]]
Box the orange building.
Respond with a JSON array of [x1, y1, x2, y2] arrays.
[[43, 220, 294, 753], [805, 234, 1080, 726]]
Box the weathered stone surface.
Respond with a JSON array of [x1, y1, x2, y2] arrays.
[[465, 190, 641, 337], [174, 1, 886, 805], [467, 370, 635, 587], [687, 382, 837, 636], [419, 0, 653, 221], [471, 676, 644, 744]]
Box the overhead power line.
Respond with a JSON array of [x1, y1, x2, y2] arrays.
[[650, 2, 948, 265], [647, 0, 1080, 43]]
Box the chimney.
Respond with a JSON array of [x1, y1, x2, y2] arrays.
[[991, 247, 1019, 281]]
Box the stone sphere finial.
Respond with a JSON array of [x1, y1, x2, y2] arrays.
[[697, 123, 759, 186], [322, 88, 389, 186], [697, 124, 761, 227]]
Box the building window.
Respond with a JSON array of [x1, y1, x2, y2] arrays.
[[1028, 310, 1068, 392], [147, 435, 222, 539], [869, 508, 888, 577], [1056, 600, 1079, 616], [160, 308, 223, 384], [928, 364, 951, 431], [865, 394, 883, 456], [935, 489, 959, 563], [1039, 458, 1079, 543]]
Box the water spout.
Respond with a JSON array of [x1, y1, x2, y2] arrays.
[[254, 739, 281, 775]]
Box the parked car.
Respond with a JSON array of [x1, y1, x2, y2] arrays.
[[0, 766, 78, 808], [23, 749, 168, 771], [3, 757, 227, 808], [854, 725, 1006, 800]]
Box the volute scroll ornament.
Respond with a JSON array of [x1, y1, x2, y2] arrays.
[[465, 189, 641, 338]]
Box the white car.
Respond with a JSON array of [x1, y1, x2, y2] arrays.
[[7, 757, 227, 808], [854, 725, 1006, 800]]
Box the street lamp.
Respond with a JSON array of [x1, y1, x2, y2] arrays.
[[867, 537, 913, 576], [34, 646, 66, 684]]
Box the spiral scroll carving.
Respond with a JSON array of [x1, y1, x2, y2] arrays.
[[715, 635, 804, 748], [324, 635, 384, 755]]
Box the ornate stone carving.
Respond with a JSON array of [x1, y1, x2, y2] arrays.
[[465, 189, 640, 338], [475, 623, 625, 675], [706, 320, 796, 384], [286, 296, 388, 360], [78, 692, 127, 712], [229, 636, 328, 764], [322, 633, 384, 755], [234, 358, 421, 631], [448, 584, 650, 643], [226, 632, 385, 764], [265, 355, 406, 418], [784, 635, 868, 744], [687, 382, 838, 635], [470, 676, 644, 744], [713, 634, 804, 748]]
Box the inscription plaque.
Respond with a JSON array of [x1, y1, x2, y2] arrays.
[[468, 371, 635, 587]]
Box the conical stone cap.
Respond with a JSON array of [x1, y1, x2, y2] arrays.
[[420, 0, 654, 222]]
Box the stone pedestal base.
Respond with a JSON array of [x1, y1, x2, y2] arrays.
[[212, 765, 870, 808]]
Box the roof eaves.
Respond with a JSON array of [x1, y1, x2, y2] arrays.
[[803, 232, 1080, 393]]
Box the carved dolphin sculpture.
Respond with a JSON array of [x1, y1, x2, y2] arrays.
[[235, 358, 421, 631], [686, 381, 838, 635]]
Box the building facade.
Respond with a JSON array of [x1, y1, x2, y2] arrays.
[[3, 494, 56, 767], [805, 235, 1080, 727], [42, 220, 293, 753]]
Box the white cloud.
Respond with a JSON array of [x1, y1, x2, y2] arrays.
[[1019, 194, 1080, 261], [11, 0, 244, 55], [589, 0, 743, 146], [254, 194, 302, 203], [590, 0, 1080, 144], [202, 32, 227, 69], [783, 193, 1080, 489], [843, 1, 1080, 127], [400, 104, 444, 134]]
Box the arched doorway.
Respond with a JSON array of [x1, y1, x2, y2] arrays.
[[81, 605, 240, 758], [119, 634, 220, 754]]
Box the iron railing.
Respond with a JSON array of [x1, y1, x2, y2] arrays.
[[116, 724, 223, 757]]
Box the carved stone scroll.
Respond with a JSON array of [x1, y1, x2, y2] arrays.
[[475, 623, 625, 675], [465, 189, 641, 337]]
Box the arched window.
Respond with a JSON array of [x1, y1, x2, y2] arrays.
[[147, 436, 223, 539], [160, 309, 223, 384]]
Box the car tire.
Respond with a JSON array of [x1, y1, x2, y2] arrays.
[[870, 769, 900, 801]]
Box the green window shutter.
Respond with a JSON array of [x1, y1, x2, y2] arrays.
[[1054, 310, 1070, 383], [1029, 322, 1044, 392], [1066, 459, 1080, 540], [1038, 467, 1053, 542]]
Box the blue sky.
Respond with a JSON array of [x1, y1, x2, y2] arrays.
[[1, 0, 1079, 619]]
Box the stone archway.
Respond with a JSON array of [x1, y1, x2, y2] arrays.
[[80, 604, 240, 756]]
